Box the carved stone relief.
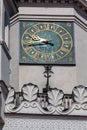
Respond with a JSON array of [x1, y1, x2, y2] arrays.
[[5, 83, 87, 116]]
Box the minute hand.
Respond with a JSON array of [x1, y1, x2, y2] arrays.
[[42, 41, 54, 46]]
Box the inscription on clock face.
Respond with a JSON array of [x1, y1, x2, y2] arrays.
[[20, 21, 75, 65]]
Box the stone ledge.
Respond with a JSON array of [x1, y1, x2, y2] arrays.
[[4, 112, 87, 119]]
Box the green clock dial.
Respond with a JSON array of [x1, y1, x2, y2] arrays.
[[20, 21, 75, 65]]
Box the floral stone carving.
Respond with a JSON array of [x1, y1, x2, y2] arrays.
[[47, 88, 64, 113], [72, 85, 87, 110], [5, 84, 87, 115], [22, 83, 39, 102]]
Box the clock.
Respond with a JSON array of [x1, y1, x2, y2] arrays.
[[20, 21, 75, 65]]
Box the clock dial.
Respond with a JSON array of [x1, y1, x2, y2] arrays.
[[20, 21, 75, 65]]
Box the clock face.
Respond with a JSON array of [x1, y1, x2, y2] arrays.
[[20, 21, 75, 65]]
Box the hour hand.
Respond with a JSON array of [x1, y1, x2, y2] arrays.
[[32, 35, 48, 43], [33, 36, 54, 46], [26, 35, 54, 46]]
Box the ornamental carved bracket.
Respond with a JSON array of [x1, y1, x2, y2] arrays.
[[5, 84, 87, 116]]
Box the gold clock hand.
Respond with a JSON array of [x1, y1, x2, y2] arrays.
[[25, 34, 53, 46], [31, 35, 53, 46], [38, 36, 48, 43], [30, 35, 40, 41], [29, 34, 48, 43], [24, 39, 54, 47]]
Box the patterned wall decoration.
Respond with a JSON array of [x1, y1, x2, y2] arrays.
[[3, 116, 87, 130]]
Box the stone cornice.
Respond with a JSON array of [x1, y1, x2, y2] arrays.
[[14, 0, 87, 18]]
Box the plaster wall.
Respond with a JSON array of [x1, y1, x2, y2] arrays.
[[1, 47, 9, 86], [0, 46, 1, 80], [0, 1, 1, 37], [75, 24, 87, 87], [0, 1, 10, 86], [10, 7, 87, 93], [0, 0, 5, 41], [19, 65, 76, 93], [5, 11, 10, 48], [0, 1, 1, 80], [0, 45, 9, 86], [18, 7, 74, 16], [10, 22, 19, 91]]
